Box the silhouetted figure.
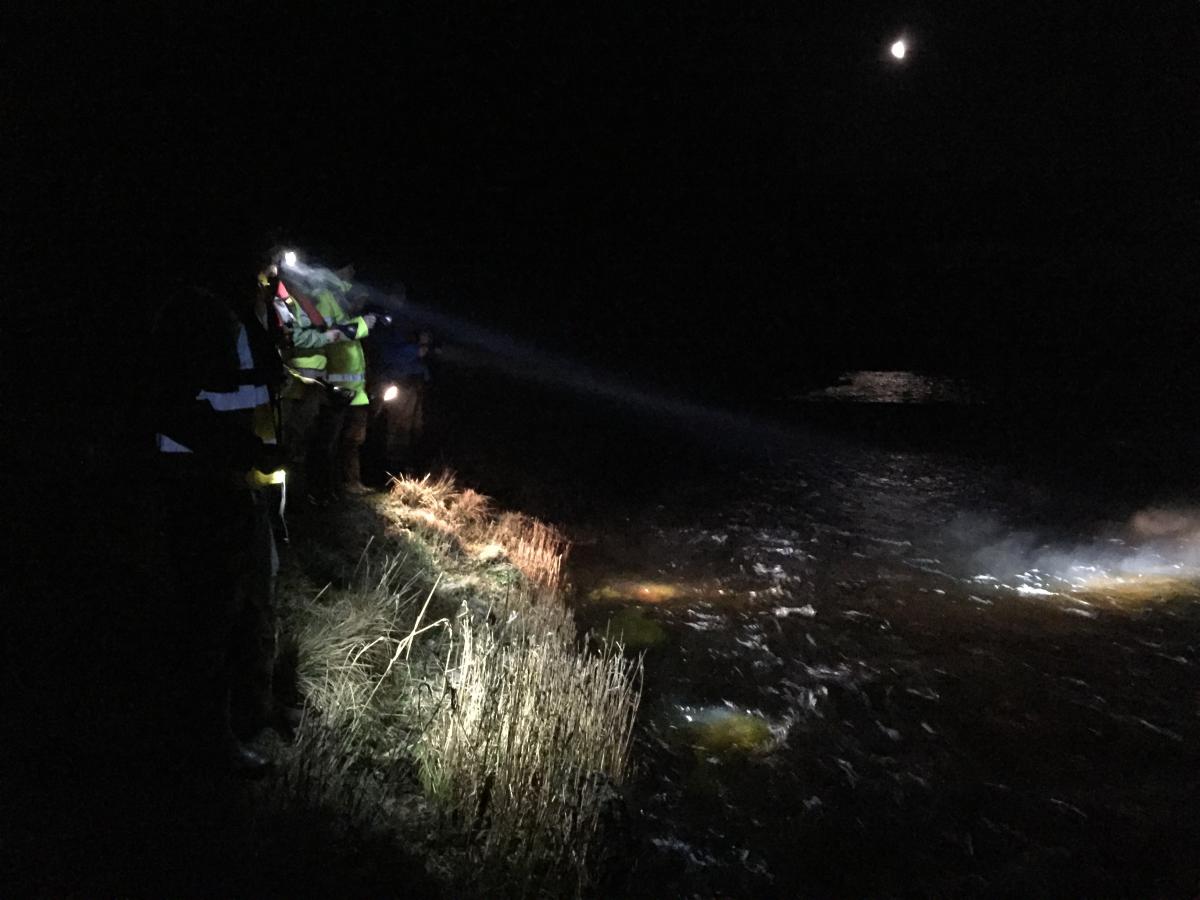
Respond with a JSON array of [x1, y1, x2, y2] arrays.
[[366, 329, 432, 480], [151, 284, 289, 772]]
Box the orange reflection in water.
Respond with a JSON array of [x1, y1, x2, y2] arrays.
[[1070, 573, 1200, 605], [587, 579, 690, 604]]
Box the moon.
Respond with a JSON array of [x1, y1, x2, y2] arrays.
[[890, 39, 907, 60]]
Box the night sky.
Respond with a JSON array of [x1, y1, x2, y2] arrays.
[[16, 3, 1200, 397]]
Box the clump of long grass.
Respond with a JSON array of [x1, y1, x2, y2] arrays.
[[385, 472, 459, 513], [486, 512, 570, 591], [381, 474, 569, 590], [295, 553, 451, 752], [287, 475, 642, 894], [277, 550, 455, 879], [419, 590, 641, 893]]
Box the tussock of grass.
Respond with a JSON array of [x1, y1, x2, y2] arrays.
[[285, 474, 641, 896], [381, 475, 570, 591], [487, 513, 569, 590], [420, 596, 640, 889], [296, 558, 448, 744]]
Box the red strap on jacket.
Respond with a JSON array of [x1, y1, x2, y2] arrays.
[[279, 278, 327, 329]]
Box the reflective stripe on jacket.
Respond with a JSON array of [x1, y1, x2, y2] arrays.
[[158, 324, 275, 453], [321, 288, 371, 406], [279, 287, 347, 400]]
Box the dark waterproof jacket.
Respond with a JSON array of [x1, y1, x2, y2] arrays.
[[151, 287, 283, 471]]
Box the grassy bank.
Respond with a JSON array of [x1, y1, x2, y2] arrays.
[[274, 475, 643, 897]]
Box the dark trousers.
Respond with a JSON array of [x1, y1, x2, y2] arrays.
[[338, 406, 369, 488], [311, 400, 345, 500], [281, 382, 325, 497], [314, 403, 370, 493], [235, 489, 280, 733], [366, 379, 425, 479], [157, 463, 279, 746]]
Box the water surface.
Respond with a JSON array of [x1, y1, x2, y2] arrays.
[[564, 373, 1200, 897]]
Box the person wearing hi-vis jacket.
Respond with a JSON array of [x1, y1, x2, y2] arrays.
[[314, 283, 377, 500], [269, 270, 345, 502], [151, 283, 295, 773]]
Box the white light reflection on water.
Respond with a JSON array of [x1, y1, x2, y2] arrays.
[[969, 517, 1200, 607]]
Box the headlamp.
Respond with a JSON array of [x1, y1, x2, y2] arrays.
[[282, 250, 298, 268], [382, 384, 399, 402]]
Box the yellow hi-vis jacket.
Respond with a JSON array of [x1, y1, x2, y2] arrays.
[[278, 282, 345, 401], [285, 285, 348, 376], [323, 288, 372, 406]]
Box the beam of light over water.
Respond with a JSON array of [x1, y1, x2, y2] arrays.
[[354, 284, 815, 453]]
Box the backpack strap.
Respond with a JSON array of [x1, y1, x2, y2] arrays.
[[280, 277, 327, 329]]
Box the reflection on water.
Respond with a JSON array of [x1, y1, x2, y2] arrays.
[[1073, 573, 1200, 605], [570, 384, 1200, 897], [801, 369, 980, 404], [661, 703, 790, 758], [588, 579, 692, 604], [603, 606, 668, 649]]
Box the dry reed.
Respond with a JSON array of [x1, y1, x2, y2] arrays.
[[418, 589, 641, 892], [289, 475, 642, 895]]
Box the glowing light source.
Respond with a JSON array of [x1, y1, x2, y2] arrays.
[[890, 39, 907, 60], [382, 384, 399, 402], [267, 468, 286, 485], [282, 250, 298, 268]]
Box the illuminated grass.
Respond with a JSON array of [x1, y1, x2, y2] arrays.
[[380, 474, 570, 591], [295, 556, 449, 749], [418, 592, 641, 890], [286, 475, 641, 895]]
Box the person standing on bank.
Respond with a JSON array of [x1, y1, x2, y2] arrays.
[[267, 266, 345, 502], [366, 329, 432, 480], [152, 283, 293, 772], [322, 283, 378, 496]]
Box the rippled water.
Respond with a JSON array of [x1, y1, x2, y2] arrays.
[[569, 374, 1200, 898]]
